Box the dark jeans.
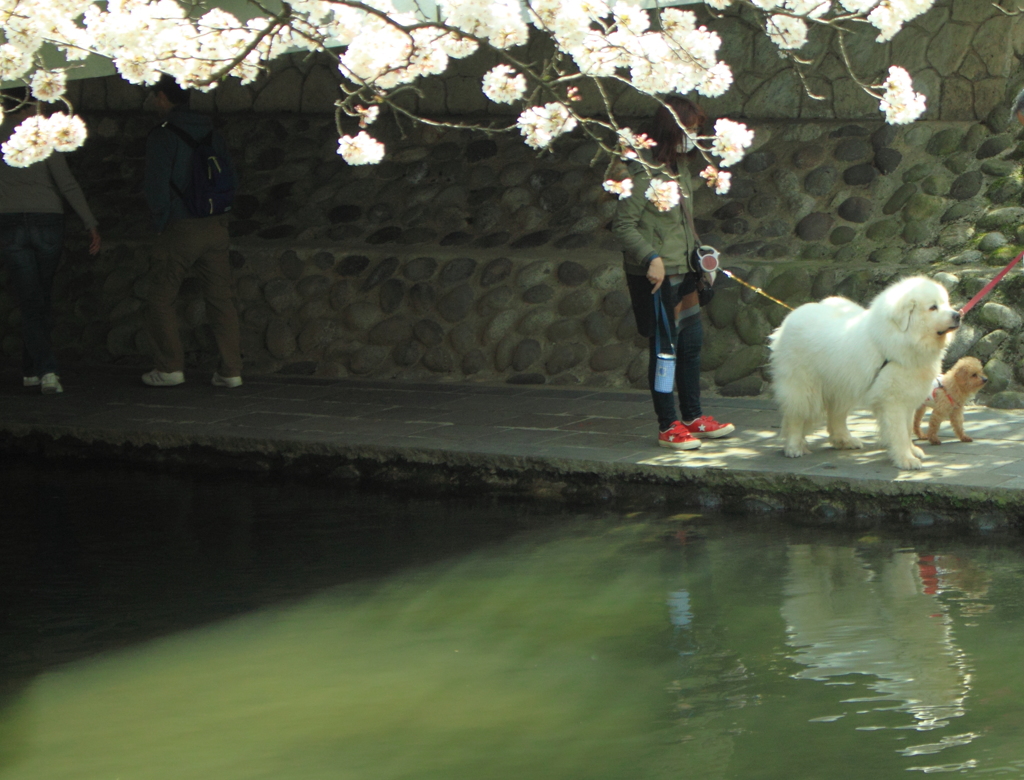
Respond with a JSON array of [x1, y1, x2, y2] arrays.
[[627, 272, 703, 431], [0, 213, 65, 377]]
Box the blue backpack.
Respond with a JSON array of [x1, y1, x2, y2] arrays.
[[164, 122, 236, 217]]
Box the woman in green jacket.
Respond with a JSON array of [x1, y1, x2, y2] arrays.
[[612, 96, 734, 450]]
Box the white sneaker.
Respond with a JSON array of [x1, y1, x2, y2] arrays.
[[142, 369, 185, 387], [23, 376, 40, 387], [211, 372, 243, 388], [40, 373, 63, 394]]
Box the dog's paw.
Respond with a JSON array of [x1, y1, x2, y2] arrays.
[[912, 444, 925, 459], [783, 442, 809, 458], [959, 435, 973, 443], [927, 437, 941, 446], [893, 454, 924, 470], [829, 435, 864, 450]]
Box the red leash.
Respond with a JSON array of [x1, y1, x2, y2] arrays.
[[959, 249, 1024, 315]]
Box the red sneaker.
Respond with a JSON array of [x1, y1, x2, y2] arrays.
[[682, 415, 735, 439], [658, 421, 702, 450]]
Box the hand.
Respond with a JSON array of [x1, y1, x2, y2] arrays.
[[88, 227, 101, 256], [647, 256, 666, 293]]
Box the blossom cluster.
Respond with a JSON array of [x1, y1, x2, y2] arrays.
[[1, 113, 88, 167], [879, 65, 927, 125], [0, 0, 936, 188]]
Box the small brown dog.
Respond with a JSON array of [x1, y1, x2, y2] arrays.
[[913, 356, 987, 445]]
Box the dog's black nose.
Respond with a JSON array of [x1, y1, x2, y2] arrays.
[[952, 310, 961, 323], [982, 376, 988, 383]]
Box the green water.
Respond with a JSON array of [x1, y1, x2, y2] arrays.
[[2, 466, 1024, 779]]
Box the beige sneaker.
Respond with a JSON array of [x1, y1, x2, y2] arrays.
[[212, 372, 242, 388], [142, 369, 185, 387], [40, 373, 63, 394]]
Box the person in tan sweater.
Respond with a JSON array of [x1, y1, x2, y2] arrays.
[[0, 88, 100, 394]]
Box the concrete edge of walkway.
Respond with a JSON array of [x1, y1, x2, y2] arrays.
[[3, 422, 1022, 537]]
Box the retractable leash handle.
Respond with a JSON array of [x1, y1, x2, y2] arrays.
[[653, 290, 676, 394]]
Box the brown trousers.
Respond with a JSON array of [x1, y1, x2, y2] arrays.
[[144, 215, 242, 376]]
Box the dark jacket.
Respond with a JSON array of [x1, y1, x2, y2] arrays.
[[143, 106, 234, 232], [611, 153, 697, 278]]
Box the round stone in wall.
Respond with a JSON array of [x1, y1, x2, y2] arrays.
[[422, 345, 455, 373], [545, 343, 586, 374], [349, 346, 387, 375], [796, 212, 833, 241], [392, 341, 422, 368], [557, 261, 590, 287], [792, 145, 825, 169], [263, 279, 301, 314], [511, 230, 554, 249], [926, 128, 963, 156], [409, 282, 436, 314], [266, 319, 297, 359], [883, 183, 917, 215], [804, 166, 837, 196], [874, 148, 902, 174], [721, 218, 749, 235], [413, 319, 444, 346], [714, 202, 744, 220], [946, 169, 987, 200], [976, 135, 1012, 159], [834, 139, 871, 162], [742, 151, 775, 173], [378, 278, 405, 313], [512, 339, 542, 371], [438, 257, 477, 286], [830, 226, 856, 245], [554, 234, 594, 250], [461, 350, 487, 375], [312, 251, 335, 270], [558, 289, 596, 317], [361, 257, 400, 291], [583, 311, 614, 345], [403, 256, 437, 281], [602, 290, 631, 318], [755, 219, 788, 239], [480, 257, 513, 287], [523, 284, 554, 304], [837, 197, 872, 223], [478, 285, 515, 316], [871, 124, 898, 148], [843, 163, 877, 186]]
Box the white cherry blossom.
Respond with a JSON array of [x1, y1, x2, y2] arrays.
[[337, 131, 386, 164], [603, 178, 634, 199], [482, 64, 527, 104], [645, 178, 681, 211]]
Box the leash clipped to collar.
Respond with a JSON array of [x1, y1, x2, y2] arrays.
[[959, 249, 1024, 316]]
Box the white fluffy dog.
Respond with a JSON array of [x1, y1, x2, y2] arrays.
[[769, 276, 961, 470]]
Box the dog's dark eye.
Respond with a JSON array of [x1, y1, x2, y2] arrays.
[[929, 305, 938, 311]]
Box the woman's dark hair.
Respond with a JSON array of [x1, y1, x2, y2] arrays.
[[154, 73, 189, 106], [649, 95, 707, 166]]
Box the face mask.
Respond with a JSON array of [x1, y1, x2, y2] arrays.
[[676, 135, 695, 154]]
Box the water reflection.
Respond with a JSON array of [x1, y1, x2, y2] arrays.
[[783, 545, 971, 731], [3, 465, 1024, 779]]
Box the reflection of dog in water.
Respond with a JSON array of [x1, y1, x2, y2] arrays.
[[913, 357, 987, 445]]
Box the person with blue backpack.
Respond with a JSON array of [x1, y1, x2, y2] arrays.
[[140, 74, 242, 388]]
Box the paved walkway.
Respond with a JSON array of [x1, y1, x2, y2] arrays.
[[3, 364, 1024, 524]]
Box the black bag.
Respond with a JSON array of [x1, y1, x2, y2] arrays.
[[695, 272, 715, 307], [163, 123, 236, 217]]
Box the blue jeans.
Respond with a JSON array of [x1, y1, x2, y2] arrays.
[[0, 213, 65, 377]]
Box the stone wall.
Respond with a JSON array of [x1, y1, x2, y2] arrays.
[[4, 0, 1024, 401]]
